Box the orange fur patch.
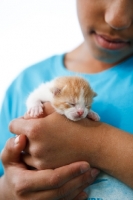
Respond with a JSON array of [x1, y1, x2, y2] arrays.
[[52, 76, 95, 110]]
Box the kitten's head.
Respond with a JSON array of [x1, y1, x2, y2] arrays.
[[51, 76, 97, 121]]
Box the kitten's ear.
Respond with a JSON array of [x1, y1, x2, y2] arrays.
[[93, 92, 97, 97], [51, 87, 61, 96], [51, 85, 67, 96]]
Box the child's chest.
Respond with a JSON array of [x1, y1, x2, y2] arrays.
[[92, 78, 133, 133]]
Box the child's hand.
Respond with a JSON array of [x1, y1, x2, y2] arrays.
[[10, 110, 94, 170], [9, 101, 100, 169], [0, 134, 99, 200]]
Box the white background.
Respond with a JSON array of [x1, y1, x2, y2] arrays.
[[0, 0, 83, 107]]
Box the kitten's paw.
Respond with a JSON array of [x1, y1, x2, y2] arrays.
[[87, 110, 100, 121], [27, 105, 43, 117]]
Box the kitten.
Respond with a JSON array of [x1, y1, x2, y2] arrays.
[[26, 76, 100, 121]]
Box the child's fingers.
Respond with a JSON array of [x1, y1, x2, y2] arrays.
[[1, 134, 27, 166], [43, 102, 55, 115]]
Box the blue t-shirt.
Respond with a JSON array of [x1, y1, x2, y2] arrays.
[[0, 54, 133, 199]]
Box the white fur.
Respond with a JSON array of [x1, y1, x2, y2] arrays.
[[26, 81, 54, 117], [88, 110, 100, 121]]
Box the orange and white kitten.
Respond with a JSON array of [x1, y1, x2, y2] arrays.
[[26, 76, 100, 121]]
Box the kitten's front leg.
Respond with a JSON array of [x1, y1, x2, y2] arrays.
[[27, 101, 44, 117], [26, 88, 46, 117], [26, 83, 52, 117], [87, 110, 100, 121]]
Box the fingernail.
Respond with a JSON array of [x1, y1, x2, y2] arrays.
[[80, 163, 90, 173], [91, 168, 100, 178], [14, 135, 20, 144]]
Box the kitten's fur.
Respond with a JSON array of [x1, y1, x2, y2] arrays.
[[26, 76, 100, 121]]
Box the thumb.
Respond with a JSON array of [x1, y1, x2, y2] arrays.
[[1, 134, 27, 167]]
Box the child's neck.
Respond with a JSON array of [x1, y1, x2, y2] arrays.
[[64, 43, 117, 74]]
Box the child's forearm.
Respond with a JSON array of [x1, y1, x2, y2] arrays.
[[0, 177, 8, 199], [80, 120, 133, 188]]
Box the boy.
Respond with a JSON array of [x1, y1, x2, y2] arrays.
[[0, 0, 133, 199]]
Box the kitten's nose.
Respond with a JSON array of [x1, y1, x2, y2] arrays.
[[77, 110, 84, 117]]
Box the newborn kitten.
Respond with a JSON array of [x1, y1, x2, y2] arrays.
[[26, 76, 100, 121]]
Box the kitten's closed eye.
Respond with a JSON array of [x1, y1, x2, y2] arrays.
[[65, 102, 76, 107]]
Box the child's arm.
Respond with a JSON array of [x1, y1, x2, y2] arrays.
[[10, 103, 133, 189]]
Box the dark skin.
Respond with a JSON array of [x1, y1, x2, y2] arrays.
[[0, 130, 99, 200], [10, 103, 133, 189], [66, 0, 133, 74]]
